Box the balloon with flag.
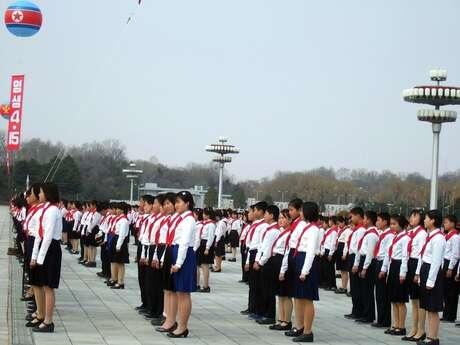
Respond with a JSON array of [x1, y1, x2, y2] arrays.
[[4, 1, 42, 37], [0, 103, 11, 120]]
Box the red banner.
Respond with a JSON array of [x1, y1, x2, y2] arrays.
[[6, 75, 25, 151]]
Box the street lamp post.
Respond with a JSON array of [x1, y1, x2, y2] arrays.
[[278, 190, 289, 203], [122, 162, 143, 204], [403, 69, 458, 209], [205, 137, 240, 208]]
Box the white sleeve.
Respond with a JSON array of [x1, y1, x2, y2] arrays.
[[206, 224, 215, 250], [301, 229, 319, 275], [31, 236, 42, 261], [116, 220, 129, 250], [259, 230, 278, 266], [363, 234, 379, 269], [37, 209, 58, 265], [175, 218, 195, 268], [426, 238, 445, 288], [280, 250, 289, 274], [448, 236, 460, 270], [400, 238, 409, 279], [329, 231, 338, 255]]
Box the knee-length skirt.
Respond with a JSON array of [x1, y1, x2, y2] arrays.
[[172, 245, 197, 293], [335, 242, 347, 271], [293, 252, 320, 301], [108, 234, 129, 264], [29, 239, 62, 289], [197, 239, 215, 265], [387, 259, 409, 303], [419, 262, 443, 312], [229, 230, 239, 248]]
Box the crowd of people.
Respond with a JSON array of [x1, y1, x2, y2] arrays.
[[8, 187, 460, 344]]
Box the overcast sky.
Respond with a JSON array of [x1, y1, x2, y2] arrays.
[[1, 0, 460, 181]]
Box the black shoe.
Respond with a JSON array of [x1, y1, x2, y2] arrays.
[[238, 280, 248, 283], [85, 262, 96, 268], [151, 318, 165, 326], [134, 305, 146, 311], [344, 313, 356, 319], [106, 280, 116, 287], [257, 317, 275, 325], [346, 292, 352, 297], [96, 272, 106, 278], [384, 328, 395, 334], [110, 284, 124, 289], [228, 258, 237, 262], [20, 296, 34, 302], [418, 338, 438, 345], [240, 309, 250, 315], [355, 318, 373, 324], [293, 333, 313, 342], [270, 322, 292, 331], [25, 318, 43, 327], [32, 322, 54, 333], [392, 328, 406, 336], [412, 334, 426, 342], [285, 328, 304, 337], [401, 335, 414, 341], [155, 322, 177, 333], [199, 287, 211, 293], [167, 329, 189, 338], [144, 313, 156, 319], [25, 314, 36, 321]]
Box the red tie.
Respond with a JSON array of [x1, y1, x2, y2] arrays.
[[357, 227, 378, 251], [373, 230, 395, 257], [420, 230, 443, 258], [38, 203, 54, 239], [294, 223, 314, 256], [321, 226, 337, 246], [407, 226, 425, 256]]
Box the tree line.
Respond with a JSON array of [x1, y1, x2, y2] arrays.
[[1, 133, 459, 217]]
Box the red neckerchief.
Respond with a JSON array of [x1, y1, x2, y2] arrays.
[[373, 228, 396, 257], [321, 226, 338, 246], [420, 229, 444, 257], [346, 223, 364, 253], [38, 203, 55, 239], [261, 223, 280, 242], [199, 219, 214, 239], [270, 226, 291, 255], [445, 229, 458, 241], [109, 214, 125, 234], [155, 214, 170, 244], [407, 225, 426, 256], [114, 214, 128, 234], [388, 230, 408, 258], [294, 223, 315, 256], [23, 203, 45, 233], [166, 211, 193, 246], [145, 213, 162, 242], [248, 219, 264, 243], [357, 226, 379, 251], [240, 223, 251, 243], [138, 213, 153, 239]]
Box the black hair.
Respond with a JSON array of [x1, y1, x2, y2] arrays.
[[41, 182, 60, 204], [194, 208, 203, 221], [350, 207, 364, 218], [203, 207, 216, 221], [365, 210, 377, 226], [26, 182, 42, 199], [249, 204, 256, 210], [266, 205, 280, 221], [221, 209, 229, 218], [115, 202, 129, 215], [410, 209, 425, 227], [337, 215, 346, 224], [74, 201, 82, 210], [97, 201, 109, 212], [288, 198, 303, 210], [444, 214, 458, 225], [302, 202, 319, 223], [143, 194, 155, 205], [155, 194, 165, 205], [280, 208, 290, 221], [391, 214, 409, 229], [176, 191, 195, 210], [377, 212, 390, 225], [254, 201, 268, 213], [426, 209, 442, 228], [163, 192, 176, 205]]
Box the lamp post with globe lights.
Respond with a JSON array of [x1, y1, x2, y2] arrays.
[[205, 137, 240, 208], [122, 162, 143, 204], [403, 69, 458, 209]]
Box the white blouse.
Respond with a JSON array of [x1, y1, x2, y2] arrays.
[[381, 231, 409, 278], [354, 226, 379, 269], [256, 223, 280, 265], [114, 217, 129, 250], [172, 211, 196, 268], [296, 223, 320, 275], [416, 229, 446, 288], [407, 226, 427, 259], [32, 204, 62, 265], [374, 228, 395, 261], [444, 231, 460, 270]]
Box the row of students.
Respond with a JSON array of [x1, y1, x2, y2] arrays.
[[16, 182, 63, 333]]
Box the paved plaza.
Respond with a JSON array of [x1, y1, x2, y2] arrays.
[[1, 206, 459, 345]]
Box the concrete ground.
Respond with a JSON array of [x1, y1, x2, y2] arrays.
[[1, 205, 459, 345]]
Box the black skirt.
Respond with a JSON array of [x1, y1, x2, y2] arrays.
[[229, 230, 240, 248], [272, 253, 288, 297], [215, 237, 226, 257], [110, 235, 129, 264], [29, 239, 62, 289], [406, 258, 421, 300], [70, 222, 80, 240], [387, 259, 409, 303], [147, 244, 156, 265], [284, 248, 296, 298], [197, 239, 215, 265], [335, 242, 347, 271], [85, 226, 100, 247], [62, 219, 71, 234], [419, 262, 444, 312], [162, 246, 175, 291]]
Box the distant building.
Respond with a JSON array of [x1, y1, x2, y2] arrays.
[[324, 203, 353, 216], [138, 182, 233, 209]]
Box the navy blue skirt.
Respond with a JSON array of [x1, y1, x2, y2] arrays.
[[294, 252, 320, 301], [172, 245, 197, 293]]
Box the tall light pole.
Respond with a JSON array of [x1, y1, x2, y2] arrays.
[[205, 137, 240, 208], [278, 190, 289, 202], [122, 162, 143, 204], [403, 69, 458, 209]]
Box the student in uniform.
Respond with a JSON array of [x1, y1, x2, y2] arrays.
[[59, 199, 68, 246], [354, 210, 379, 324], [253, 205, 281, 325], [163, 191, 197, 338], [84, 201, 102, 268], [239, 209, 252, 283], [404, 209, 427, 341], [269, 209, 293, 331], [243, 202, 268, 321], [279, 198, 305, 338], [29, 183, 62, 333], [414, 210, 446, 345], [229, 210, 242, 262], [96, 202, 113, 279], [195, 207, 216, 293], [289, 202, 321, 343], [213, 210, 228, 272], [136, 195, 154, 311], [441, 215, 459, 323], [344, 207, 366, 320], [319, 216, 338, 291], [78, 202, 89, 263], [24, 183, 45, 328], [108, 203, 130, 289], [335, 216, 352, 294], [69, 201, 82, 255], [372, 212, 393, 328], [317, 216, 326, 287], [379, 214, 410, 336]]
